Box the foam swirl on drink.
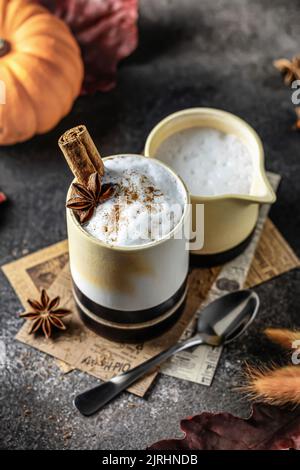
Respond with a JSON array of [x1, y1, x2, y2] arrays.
[[83, 155, 187, 247]]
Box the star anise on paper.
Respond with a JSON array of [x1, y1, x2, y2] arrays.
[[20, 289, 71, 338], [66, 172, 117, 224], [274, 56, 300, 85]]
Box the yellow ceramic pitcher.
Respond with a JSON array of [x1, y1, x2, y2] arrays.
[[144, 108, 276, 255]]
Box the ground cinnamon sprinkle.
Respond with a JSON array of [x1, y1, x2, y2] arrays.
[[117, 175, 163, 206], [114, 204, 120, 225], [83, 156, 185, 246], [103, 174, 164, 241], [105, 203, 121, 243]]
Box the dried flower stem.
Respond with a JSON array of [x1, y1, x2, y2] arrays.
[[242, 364, 300, 406], [265, 328, 300, 350]]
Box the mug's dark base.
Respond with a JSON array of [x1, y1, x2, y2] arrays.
[[190, 227, 255, 268], [75, 298, 186, 343], [72, 276, 188, 343]]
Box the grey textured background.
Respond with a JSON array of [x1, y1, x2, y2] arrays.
[[0, 0, 300, 450]]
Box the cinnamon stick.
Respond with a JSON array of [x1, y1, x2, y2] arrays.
[[58, 125, 104, 184]]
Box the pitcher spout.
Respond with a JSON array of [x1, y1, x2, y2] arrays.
[[249, 167, 277, 204]]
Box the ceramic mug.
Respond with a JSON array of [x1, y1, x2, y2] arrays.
[[66, 154, 190, 342]]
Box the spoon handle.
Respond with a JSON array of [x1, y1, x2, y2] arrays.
[[74, 336, 204, 416]]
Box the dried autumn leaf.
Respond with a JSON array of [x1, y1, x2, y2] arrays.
[[0, 191, 6, 204], [148, 404, 300, 450], [274, 56, 300, 85], [40, 0, 139, 94]]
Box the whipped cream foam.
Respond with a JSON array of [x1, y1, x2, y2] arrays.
[[154, 128, 254, 196], [83, 155, 187, 247]]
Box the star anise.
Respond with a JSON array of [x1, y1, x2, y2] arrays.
[[274, 56, 300, 86], [20, 289, 71, 338], [66, 172, 117, 224]]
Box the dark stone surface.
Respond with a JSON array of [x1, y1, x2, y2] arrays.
[[0, 0, 300, 450]]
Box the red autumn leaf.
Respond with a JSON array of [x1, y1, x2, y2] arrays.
[[148, 404, 300, 450], [40, 0, 138, 94], [0, 191, 7, 204]]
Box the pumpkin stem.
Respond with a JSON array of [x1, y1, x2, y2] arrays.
[[0, 39, 11, 57]]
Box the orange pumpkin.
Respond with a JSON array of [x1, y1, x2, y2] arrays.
[[0, 0, 84, 145]]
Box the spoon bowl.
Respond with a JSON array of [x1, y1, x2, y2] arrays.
[[197, 289, 259, 344]]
